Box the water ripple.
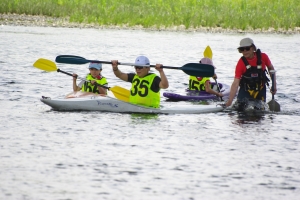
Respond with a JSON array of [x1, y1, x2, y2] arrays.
[[0, 25, 300, 200]]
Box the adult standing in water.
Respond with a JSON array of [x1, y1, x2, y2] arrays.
[[111, 56, 169, 108], [225, 38, 277, 109]]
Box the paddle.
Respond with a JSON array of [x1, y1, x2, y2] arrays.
[[267, 71, 280, 111], [33, 58, 130, 102], [203, 46, 223, 101], [55, 55, 215, 77], [203, 46, 213, 59]]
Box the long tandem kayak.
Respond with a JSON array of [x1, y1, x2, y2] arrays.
[[40, 92, 224, 114]]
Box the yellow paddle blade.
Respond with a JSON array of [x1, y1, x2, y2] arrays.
[[33, 58, 57, 72], [203, 46, 213, 59], [110, 86, 130, 102]]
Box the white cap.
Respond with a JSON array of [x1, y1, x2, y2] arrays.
[[135, 56, 150, 66], [89, 62, 102, 70], [238, 38, 254, 48], [200, 57, 216, 69]]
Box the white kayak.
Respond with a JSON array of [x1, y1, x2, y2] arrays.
[[40, 92, 224, 114]]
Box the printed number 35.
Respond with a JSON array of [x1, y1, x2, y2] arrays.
[[131, 79, 149, 97]]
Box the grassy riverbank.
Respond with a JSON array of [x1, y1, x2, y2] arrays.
[[1, 0, 299, 31]]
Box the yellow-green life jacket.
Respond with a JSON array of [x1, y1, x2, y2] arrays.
[[130, 74, 160, 108], [81, 74, 108, 94], [189, 76, 210, 91]]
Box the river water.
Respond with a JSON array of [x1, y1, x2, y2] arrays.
[[1, 25, 300, 200]]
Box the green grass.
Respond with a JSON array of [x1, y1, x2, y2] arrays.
[[1, 0, 299, 30]]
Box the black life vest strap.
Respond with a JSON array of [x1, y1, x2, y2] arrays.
[[256, 49, 262, 65], [241, 56, 249, 66], [241, 49, 262, 66], [240, 49, 267, 91]]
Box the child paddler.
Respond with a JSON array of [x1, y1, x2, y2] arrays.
[[72, 62, 108, 95]]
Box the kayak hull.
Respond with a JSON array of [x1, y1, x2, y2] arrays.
[[40, 93, 224, 114], [163, 83, 230, 101]]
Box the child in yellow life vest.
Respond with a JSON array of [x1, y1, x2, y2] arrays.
[[111, 56, 169, 108], [189, 57, 223, 98], [72, 62, 108, 95]]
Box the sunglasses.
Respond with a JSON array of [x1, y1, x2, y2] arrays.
[[238, 46, 251, 52], [135, 66, 144, 70]]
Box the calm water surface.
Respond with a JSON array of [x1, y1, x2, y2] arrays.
[[0, 25, 300, 200]]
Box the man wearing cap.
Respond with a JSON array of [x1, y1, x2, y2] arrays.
[[189, 57, 223, 98], [73, 62, 108, 94], [111, 56, 169, 108], [225, 38, 277, 109]]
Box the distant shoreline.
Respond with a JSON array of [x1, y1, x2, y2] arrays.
[[1, 13, 299, 34]]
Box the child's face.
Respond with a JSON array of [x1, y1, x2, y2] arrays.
[[89, 68, 101, 78]]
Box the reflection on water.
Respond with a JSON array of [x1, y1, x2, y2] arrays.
[[229, 110, 266, 125], [130, 113, 159, 120]]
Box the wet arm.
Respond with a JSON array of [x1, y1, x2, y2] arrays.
[[97, 86, 107, 95], [225, 78, 240, 107], [72, 74, 81, 92], [267, 64, 277, 95], [205, 80, 223, 97]]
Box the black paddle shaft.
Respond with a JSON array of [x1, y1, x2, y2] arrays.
[[56, 55, 215, 77], [56, 69, 110, 90], [56, 55, 112, 65], [271, 73, 275, 100], [267, 72, 280, 111], [214, 78, 223, 101]]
